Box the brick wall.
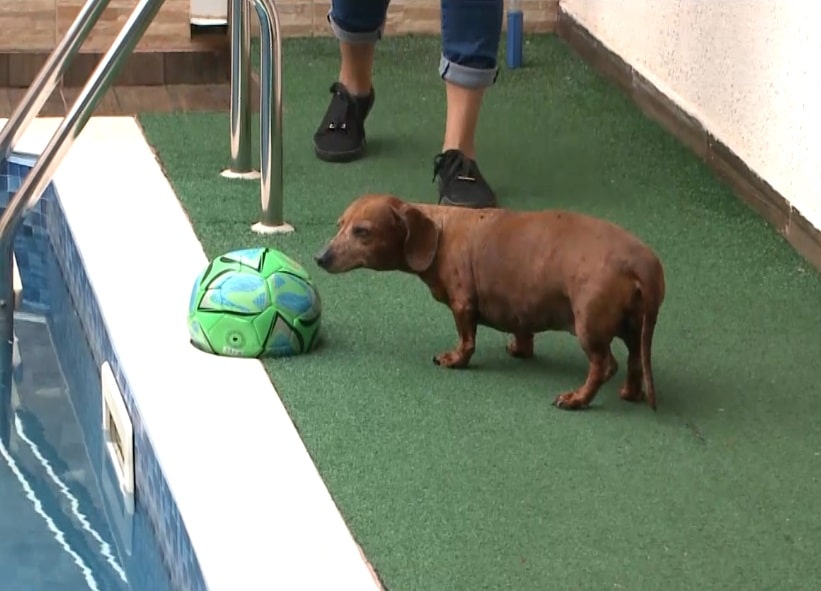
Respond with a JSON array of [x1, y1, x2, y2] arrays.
[[0, 0, 190, 52]]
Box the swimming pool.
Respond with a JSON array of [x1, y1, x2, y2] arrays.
[[0, 116, 386, 591], [0, 155, 180, 590]]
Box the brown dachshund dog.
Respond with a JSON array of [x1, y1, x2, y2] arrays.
[[314, 194, 666, 411]]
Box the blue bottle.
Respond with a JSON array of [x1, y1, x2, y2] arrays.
[[506, 0, 524, 69]]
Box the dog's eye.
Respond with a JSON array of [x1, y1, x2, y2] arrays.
[[352, 226, 370, 238]]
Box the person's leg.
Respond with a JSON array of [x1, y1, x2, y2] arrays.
[[433, 0, 503, 208], [314, 0, 390, 162]]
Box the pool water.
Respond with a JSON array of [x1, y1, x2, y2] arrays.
[[0, 306, 175, 591], [0, 150, 192, 590], [0, 234, 177, 591], [1, 314, 131, 590]]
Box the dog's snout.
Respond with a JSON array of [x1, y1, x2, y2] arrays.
[[314, 247, 334, 269]]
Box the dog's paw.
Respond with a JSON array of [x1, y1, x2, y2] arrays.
[[433, 351, 469, 369], [505, 341, 534, 359], [552, 391, 590, 411], [506, 335, 534, 359], [618, 384, 645, 403]]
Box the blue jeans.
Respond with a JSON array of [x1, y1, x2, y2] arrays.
[[327, 0, 504, 89]]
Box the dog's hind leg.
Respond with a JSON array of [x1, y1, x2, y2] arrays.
[[618, 318, 645, 404], [552, 334, 618, 410], [506, 333, 534, 359], [552, 289, 622, 410]]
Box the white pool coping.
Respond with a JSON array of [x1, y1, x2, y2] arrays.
[[2, 116, 382, 591]]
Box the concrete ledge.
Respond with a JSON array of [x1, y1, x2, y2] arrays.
[[556, 7, 821, 271]]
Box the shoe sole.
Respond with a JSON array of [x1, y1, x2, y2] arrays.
[[314, 142, 365, 163]]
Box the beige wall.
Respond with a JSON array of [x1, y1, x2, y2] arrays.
[[560, 0, 821, 229]]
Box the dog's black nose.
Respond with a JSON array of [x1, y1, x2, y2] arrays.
[[314, 248, 333, 269]]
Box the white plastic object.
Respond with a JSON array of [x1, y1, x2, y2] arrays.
[[101, 361, 135, 513], [12, 254, 22, 309]]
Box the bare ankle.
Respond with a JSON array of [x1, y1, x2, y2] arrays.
[[442, 81, 485, 162], [441, 144, 476, 160], [338, 41, 376, 96], [338, 75, 372, 97]]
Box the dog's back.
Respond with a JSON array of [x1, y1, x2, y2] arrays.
[[418, 204, 662, 292]]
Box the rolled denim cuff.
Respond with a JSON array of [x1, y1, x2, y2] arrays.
[[327, 11, 384, 43], [438, 55, 499, 89]]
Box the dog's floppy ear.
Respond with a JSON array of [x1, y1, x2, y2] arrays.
[[397, 203, 439, 273]]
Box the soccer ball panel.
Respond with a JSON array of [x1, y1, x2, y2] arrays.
[[220, 247, 267, 271], [293, 315, 322, 353], [260, 248, 311, 282], [252, 307, 277, 346], [189, 269, 205, 312], [199, 271, 270, 314], [262, 272, 322, 355], [207, 314, 264, 357], [265, 315, 302, 357], [188, 316, 214, 354], [269, 273, 316, 317]]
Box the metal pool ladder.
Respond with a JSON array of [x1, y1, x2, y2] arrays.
[[0, 0, 287, 428]]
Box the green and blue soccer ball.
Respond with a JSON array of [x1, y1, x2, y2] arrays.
[[187, 247, 322, 358]]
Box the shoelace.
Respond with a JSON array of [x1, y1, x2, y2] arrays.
[[432, 150, 476, 183], [323, 82, 353, 133]]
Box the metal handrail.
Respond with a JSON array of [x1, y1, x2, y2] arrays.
[[1, 0, 290, 440], [0, 0, 114, 160], [0, 0, 170, 444], [228, 0, 253, 175], [226, 0, 291, 235]]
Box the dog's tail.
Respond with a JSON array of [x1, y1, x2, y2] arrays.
[[636, 257, 665, 412]]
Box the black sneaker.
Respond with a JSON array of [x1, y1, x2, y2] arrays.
[[313, 82, 375, 163], [433, 149, 497, 208]]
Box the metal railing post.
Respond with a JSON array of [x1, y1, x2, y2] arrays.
[[224, 0, 292, 234], [0, 0, 168, 433], [250, 0, 291, 234], [222, 0, 255, 178], [0, 0, 114, 159], [0, 243, 12, 447]]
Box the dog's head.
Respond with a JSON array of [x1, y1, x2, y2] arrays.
[[314, 194, 440, 274]]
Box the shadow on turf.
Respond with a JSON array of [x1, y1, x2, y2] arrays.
[[425, 341, 723, 421], [304, 308, 721, 434], [362, 137, 403, 159]]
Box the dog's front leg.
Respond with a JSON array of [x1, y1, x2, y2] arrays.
[[433, 300, 476, 369]]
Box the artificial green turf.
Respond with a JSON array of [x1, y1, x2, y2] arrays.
[[139, 35, 821, 590]]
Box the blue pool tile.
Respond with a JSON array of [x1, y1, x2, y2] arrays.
[[7, 174, 21, 193], [4, 155, 207, 591], [46, 243, 182, 591], [46, 194, 207, 591], [0, 157, 51, 312]]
